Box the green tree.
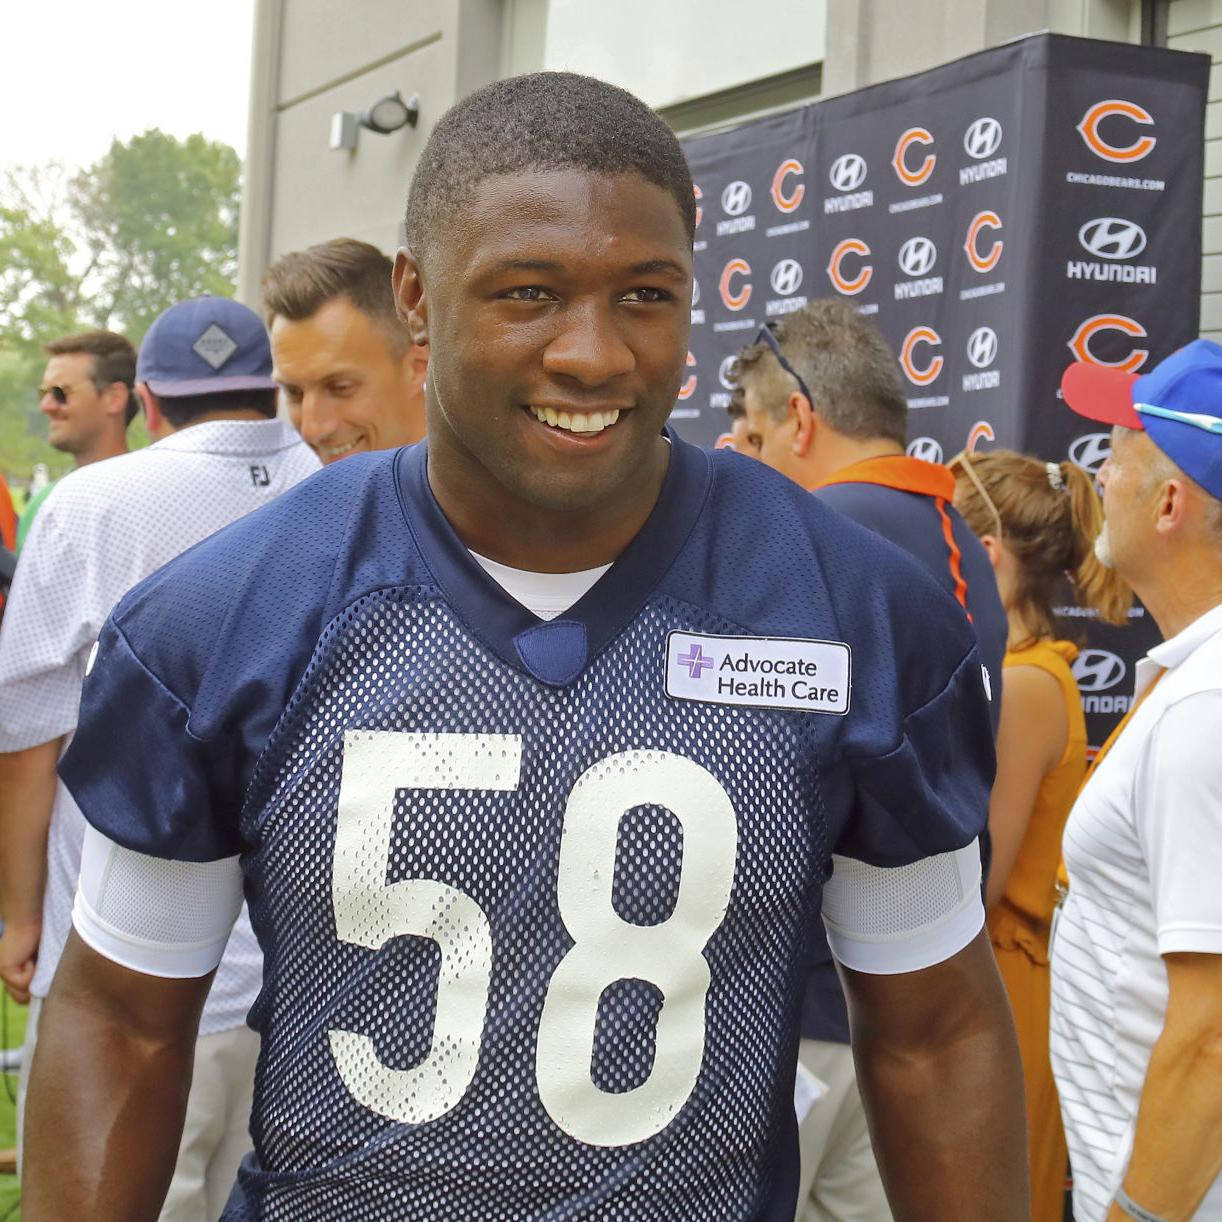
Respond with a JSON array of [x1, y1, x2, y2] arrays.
[[73, 130, 241, 337], [0, 131, 240, 481]]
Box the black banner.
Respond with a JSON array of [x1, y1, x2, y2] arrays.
[[677, 32, 1209, 746]]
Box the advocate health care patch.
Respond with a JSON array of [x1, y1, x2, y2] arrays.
[[665, 631, 851, 715]]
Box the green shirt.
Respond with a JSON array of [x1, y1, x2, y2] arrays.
[[16, 481, 56, 553]]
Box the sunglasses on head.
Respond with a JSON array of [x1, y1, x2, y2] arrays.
[[754, 323, 814, 408]]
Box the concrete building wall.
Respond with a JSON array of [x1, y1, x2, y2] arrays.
[[1167, 0, 1222, 340]]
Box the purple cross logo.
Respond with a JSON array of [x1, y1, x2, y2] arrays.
[[677, 643, 713, 678]]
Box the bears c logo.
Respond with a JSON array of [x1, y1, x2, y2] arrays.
[[826, 239, 872, 296], [892, 127, 936, 186], [693, 184, 703, 230], [771, 158, 805, 213], [719, 258, 752, 311], [678, 351, 697, 400], [1076, 100, 1156, 164], [966, 420, 995, 453], [900, 327, 943, 385], [965, 211, 1003, 273], [1067, 314, 1149, 373]]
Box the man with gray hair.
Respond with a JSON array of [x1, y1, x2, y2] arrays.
[[735, 299, 1007, 1221], [1055, 341, 1222, 1222]]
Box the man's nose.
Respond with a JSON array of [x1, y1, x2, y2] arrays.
[[541, 302, 635, 386], [298, 391, 338, 446]]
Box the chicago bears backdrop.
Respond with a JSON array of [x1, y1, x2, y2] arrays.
[[676, 31, 1209, 747]]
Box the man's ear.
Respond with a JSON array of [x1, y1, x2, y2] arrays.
[[103, 380, 130, 421], [791, 392, 816, 458], [137, 383, 163, 436], [1153, 478, 1188, 536], [393, 249, 429, 348]]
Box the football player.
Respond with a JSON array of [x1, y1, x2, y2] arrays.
[[25, 73, 1027, 1220]]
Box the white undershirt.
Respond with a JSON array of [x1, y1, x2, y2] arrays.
[[72, 556, 983, 979]]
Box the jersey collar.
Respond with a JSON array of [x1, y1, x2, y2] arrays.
[[817, 454, 955, 500], [394, 430, 712, 685]]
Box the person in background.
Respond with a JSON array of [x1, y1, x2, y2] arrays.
[[734, 299, 1008, 1222], [950, 447, 1131, 1222], [0, 295, 318, 1220], [1050, 340, 1222, 1222], [18, 331, 137, 550], [262, 237, 429, 463]]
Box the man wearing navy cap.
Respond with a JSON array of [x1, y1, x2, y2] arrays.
[[0, 296, 318, 1219], [1054, 340, 1222, 1222]]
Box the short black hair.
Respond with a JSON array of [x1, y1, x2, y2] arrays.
[[155, 388, 278, 428], [406, 72, 695, 266]]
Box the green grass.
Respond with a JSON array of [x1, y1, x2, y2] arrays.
[[0, 994, 26, 1220]]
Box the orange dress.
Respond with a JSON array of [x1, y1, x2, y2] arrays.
[[987, 639, 1084, 1222]]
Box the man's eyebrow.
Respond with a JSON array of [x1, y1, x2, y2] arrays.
[[626, 258, 688, 278], [482, 257, 688, 277]]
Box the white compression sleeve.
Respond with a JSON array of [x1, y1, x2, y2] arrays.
[[821, 841, 984, 974], [73, 823, 245, 978]]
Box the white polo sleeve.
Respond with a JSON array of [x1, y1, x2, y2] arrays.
[[821, 841, 984, 974], [0, 495, 95, 749], [73, 824, 245, 978], [1138, 692, 1222, 956]]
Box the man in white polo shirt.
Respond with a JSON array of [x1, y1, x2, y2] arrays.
[[1055, 341, 1222, 1222], [0, 295, 318, 1219]]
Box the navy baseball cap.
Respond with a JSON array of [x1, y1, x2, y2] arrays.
[[1061, 339, 1222, 501], [137, 295, 278, 397]]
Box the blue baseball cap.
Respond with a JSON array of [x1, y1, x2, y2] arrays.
[[1061, 339, 1222, 500], [137, 295, 278, 397]]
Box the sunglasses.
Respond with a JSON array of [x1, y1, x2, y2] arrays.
[[38, 383, 87, 405], [754, 324, 814, 408], [1135, 402, 1222, 435]]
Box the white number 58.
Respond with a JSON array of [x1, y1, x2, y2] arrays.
[[330, 730, 737, 1147]]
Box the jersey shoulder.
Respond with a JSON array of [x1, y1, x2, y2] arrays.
[[110, 450, 419, 702]]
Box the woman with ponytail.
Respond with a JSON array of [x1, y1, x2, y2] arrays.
[[951, 448, 1130, 1222]]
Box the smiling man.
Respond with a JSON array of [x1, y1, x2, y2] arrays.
[[17, 331, 137, 549], [262, 238, 428, 463], [24, 73, 1026, 1221]]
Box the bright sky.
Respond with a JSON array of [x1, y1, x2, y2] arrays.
[[1, 0, 255, 173]]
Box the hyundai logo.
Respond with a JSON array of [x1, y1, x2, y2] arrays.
[[907, 436, 944, 463], [897, 236, 938, 278], [1072, 649, 1126, 693], [1078, 217, 1148, 261], [718, 354, 739, 390], [963, 116, 1003, 160], [770, 258, 804, 296], [721, 180, 753, 216], [966, 326, 999, 370], [692, 279, 701, 306], [829, 153, 868, 193], [1068, 432, 1112, 476]]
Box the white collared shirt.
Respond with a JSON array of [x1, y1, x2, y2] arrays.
[[0, 418, 318, 1030], [1050, 601, 1222, 1221]]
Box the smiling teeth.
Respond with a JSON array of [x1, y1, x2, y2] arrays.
[[530, 407, 621, 434]]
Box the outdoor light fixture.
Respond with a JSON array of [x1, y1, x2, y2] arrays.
[[330, 91, 419, 152]]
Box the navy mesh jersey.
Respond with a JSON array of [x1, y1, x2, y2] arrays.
[[61, 435, 994, 1220]]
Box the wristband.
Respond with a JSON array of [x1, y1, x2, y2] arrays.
[[1113, 1187, 1171, 1222]]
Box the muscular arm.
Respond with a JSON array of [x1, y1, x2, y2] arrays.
[[0, 737, 62, 1002], [842, 927, 1029, 1220], [1105, 952, 1222, 1221], [985, 666, 1067, 911], [22, 930, 214, 1221]]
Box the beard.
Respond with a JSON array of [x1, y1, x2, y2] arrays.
[[1094, 521, 1113, 568]]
